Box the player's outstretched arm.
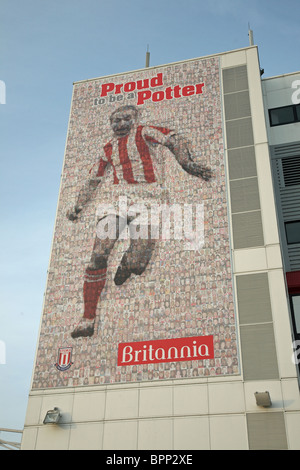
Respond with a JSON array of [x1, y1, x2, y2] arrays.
[[166, 134, 213, 181]]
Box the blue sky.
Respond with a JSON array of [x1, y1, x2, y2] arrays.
[[0, 0, 299, 433]]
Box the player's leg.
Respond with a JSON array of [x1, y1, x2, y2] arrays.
[[114, 223, 155, 285], [71, 215, 125, 339]]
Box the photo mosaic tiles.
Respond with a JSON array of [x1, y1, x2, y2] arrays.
[[32, 57, 240, 389]]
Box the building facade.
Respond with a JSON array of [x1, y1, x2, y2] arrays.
[[21, 46, 300, 450], [262, 73, 300, 378]]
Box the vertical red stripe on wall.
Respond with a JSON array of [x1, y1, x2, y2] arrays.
[[96, 158, 108, 177], [135, 126, 156, 183]]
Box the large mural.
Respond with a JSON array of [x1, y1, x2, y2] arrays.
[[32, 57, 239, 388]]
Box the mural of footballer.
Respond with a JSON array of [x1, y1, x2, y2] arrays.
[[67, 105, 212, 339]]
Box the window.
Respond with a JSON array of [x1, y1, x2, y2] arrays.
[[290, 294, 300, 374], [269, 104, 300, 127], [285, 221, 300, 245], [291, 295, 300, 337], [286, 272, 300, 376]]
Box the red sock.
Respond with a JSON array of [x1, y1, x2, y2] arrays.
[[83, 267, 107, 320]]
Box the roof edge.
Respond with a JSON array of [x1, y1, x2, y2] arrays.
[[72, 45, 258, 85]]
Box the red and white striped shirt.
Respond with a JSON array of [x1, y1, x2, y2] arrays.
[[92, 125, 174, 185]]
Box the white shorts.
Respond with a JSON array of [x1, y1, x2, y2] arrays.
[[95, 184, 167, 239]]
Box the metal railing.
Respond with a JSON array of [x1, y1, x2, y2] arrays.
[[0, 428, 23, 450]]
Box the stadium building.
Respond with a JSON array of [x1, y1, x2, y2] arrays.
[[21, 44, 300, 450]]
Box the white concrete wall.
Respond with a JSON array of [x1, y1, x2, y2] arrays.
[[21, 376, 300, 450]]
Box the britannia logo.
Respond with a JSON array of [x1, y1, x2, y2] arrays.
[[55, 347, 73, 371], [118, 335, 214, 366]]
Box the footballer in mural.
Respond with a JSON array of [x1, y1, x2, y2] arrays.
[[67, 104, 212, 340], [32, 57, 239, 388]]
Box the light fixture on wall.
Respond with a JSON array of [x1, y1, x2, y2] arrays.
[[254, 391, 272, 407], [43, 407, 61, 425]]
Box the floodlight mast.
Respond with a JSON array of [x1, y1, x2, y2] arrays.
[[248, 23, 254, 46], [145, 45, 150, 68]]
